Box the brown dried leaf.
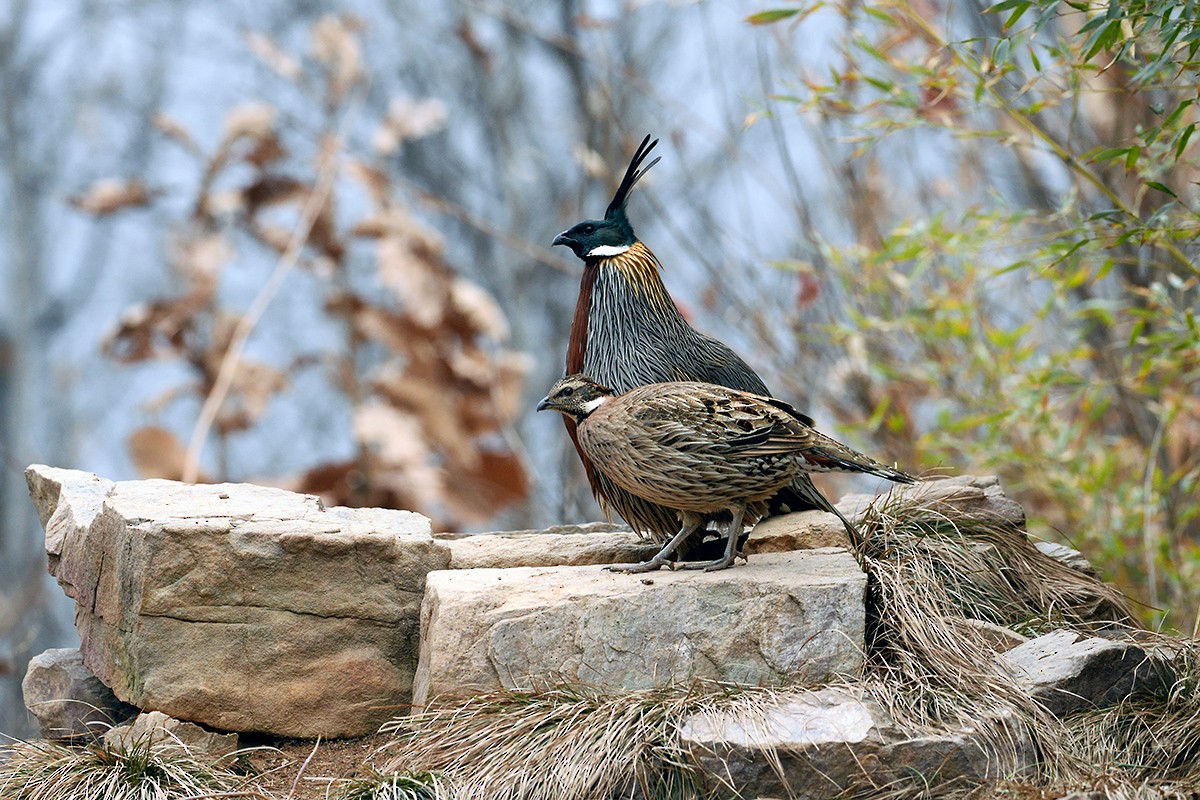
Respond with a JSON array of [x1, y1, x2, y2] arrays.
[[442, 449, 529, 522], [104, 292, 210, 363], [449, 278, 509, 340], [354, 305, 411, 352], [288, 459, 420, 513], [216, 359, 290, 434], [224, 102, 277, 142], [242, 175, 309, 217], [253, 224, 294, 254], [308, 191, 344, 262], [244, 31, 302, 80], [353, 401, 443, 510], [153, 114, 202, 155], [169, 232, 232, 282], [449, 345, 493, 388], [245, 132, 287, 167], [352, 215, 391, 239], [372, 96, 448, 155], [310, 15, 363, 104], [129, 426, 205, 482], [69, 178, 153, 216], [378, 234, 448, 327], [345, 159, 391, 207], [242, 176, 342, 260], [375, 361, 477, 468]]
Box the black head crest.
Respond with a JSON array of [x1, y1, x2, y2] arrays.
[[605, 135, 660, 221]]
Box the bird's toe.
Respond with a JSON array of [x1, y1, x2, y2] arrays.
[[605, 561, 664, 574]]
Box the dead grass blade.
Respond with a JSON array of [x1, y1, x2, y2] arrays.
[[0, 735, 267, 800], [375, 684, 721, 800]]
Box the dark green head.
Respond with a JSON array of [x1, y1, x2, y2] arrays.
[[536, 374, 615, 421], [553, 135, 660, 261]]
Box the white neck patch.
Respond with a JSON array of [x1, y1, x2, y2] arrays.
[[580, 396, 608, 414], [586, 244, 630, 258]]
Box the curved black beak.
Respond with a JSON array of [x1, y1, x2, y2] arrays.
[[552, 232, 573, 248], [536, 396, 552, 412]]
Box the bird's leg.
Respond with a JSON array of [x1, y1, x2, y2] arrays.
[[676, 505, 746, 572], [830, 505, 864, 550], [607, 512, 703, 574]]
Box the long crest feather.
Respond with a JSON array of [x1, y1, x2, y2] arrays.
[[605, 135, 660, 220]]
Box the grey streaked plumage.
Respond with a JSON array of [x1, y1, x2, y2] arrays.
[[537, 375, 917, 572], [585, 249, 771, 394]]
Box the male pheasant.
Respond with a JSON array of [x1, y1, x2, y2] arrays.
[[554, 135, 870, 550]]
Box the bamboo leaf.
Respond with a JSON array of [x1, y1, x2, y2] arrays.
[[1145, 180, 1177, 197], [1175, 123, 1196, 160], [746, 8, 800, 24], [1093, 147, 1131, 162]]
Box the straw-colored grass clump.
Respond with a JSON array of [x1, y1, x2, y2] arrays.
[[0, 734, 263, 800]]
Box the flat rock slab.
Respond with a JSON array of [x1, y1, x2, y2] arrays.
[[439, 514, 852, 570], [745, 512, 852, 555], [413, 549, 866, 706], [681, 687, 1034, 799], [104, 711, 239, 762], [26, 465, 448, 738], [838, 474, 1024, 528], [1001, 629, 1165, 717], [437, 522, 657, 569]]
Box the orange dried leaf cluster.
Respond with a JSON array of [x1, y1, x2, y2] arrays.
[[95, 20, 529, 529]]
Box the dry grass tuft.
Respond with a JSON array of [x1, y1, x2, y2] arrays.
[[842, 487, 1200, 799], [853, 487, 1136, 726], [375, 684, 722, 800], [334, 769, 447, 800], [1058, 635, 1200, 788], [0, 734, 265, 800]]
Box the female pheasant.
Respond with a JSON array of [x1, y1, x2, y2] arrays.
[[538, 375, 916, 572]]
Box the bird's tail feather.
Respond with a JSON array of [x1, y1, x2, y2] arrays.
[[774, 474, 865, 548], [809, 447, 917, 485]]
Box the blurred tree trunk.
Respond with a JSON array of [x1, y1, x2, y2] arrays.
[[0, 0, 76, 738]]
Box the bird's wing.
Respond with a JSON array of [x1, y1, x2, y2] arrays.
[[715, 394, 916, 481], [619, 384, 807, 457], [679, 334, 772, 396]]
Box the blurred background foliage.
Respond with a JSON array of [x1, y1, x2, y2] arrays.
[[751, 0, 1199, 635], [0, 0, 1196, 735]]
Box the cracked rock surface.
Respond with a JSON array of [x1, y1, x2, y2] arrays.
[[26, 465, 447, 738], [680, 687, 1037, 799], [1001, 629, 1166, 717], [413, 549, 866, 706]]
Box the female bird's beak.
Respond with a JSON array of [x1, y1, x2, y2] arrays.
[[536, 396, 553, 412]]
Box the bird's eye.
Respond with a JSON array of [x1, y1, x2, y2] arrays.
[[581, 224, 595, 234], [561, 386, 575, 397]]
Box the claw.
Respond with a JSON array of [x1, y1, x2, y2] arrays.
[[605, 560, 665, 574], [673, 554, 738, 572]]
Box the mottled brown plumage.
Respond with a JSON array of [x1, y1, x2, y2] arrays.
[[538, 375, 917, 572]]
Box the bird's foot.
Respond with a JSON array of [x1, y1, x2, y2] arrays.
[[605, 559, 667, 574], [675, 552, 740, 572]]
